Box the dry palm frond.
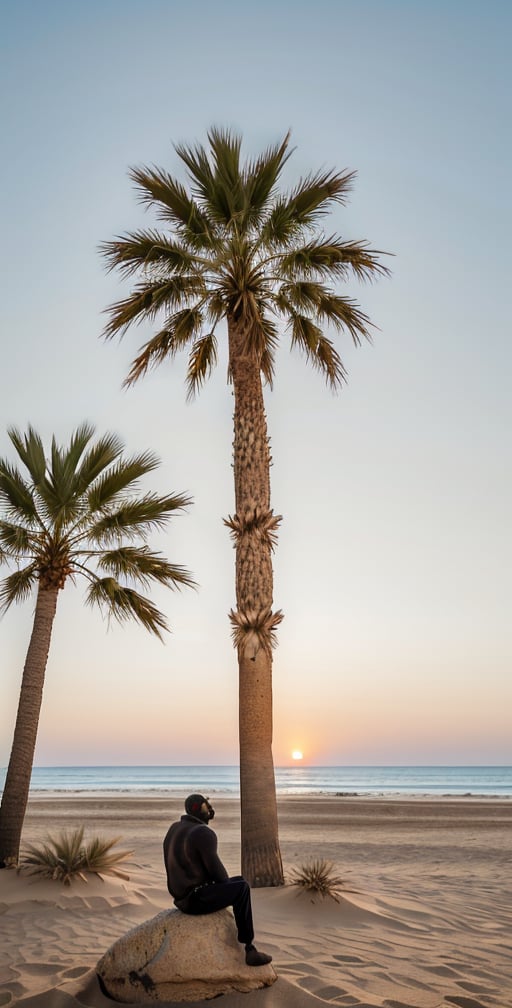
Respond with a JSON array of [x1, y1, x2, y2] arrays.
[[229, 605, 284, 658], [18, 828, 134, 885], [288, 859, 344, 903], [223, 506, 282, 549]]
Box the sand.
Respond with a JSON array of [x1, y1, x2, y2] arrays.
[[1, 795, 511, 1007]]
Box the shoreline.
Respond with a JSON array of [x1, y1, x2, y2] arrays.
[[18, 786, 512, 798]]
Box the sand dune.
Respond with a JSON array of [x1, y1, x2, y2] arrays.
[[1, 796, 511, 1007]]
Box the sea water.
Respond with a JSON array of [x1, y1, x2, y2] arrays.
[[1, 765, 511, 797]]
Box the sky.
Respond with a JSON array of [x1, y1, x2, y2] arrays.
[[0, 0, 510, 769]]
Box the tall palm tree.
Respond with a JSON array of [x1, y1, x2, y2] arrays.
[[0, 423, 194, 865], [101, 128, 389, 886]]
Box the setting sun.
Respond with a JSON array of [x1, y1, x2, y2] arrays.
[[291, 750, 303, 761]]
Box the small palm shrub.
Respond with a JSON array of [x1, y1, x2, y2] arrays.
[[288, 859, 344, 903], [18, 827, 134, 885]]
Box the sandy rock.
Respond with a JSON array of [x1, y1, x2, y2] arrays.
[[97, 907, 276, 1003]]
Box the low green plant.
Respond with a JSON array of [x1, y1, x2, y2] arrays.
[[18, 827, 134, 885], [288, 858, 344, 902]]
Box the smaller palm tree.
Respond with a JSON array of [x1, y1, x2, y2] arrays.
[[0, 423, 194, 866]]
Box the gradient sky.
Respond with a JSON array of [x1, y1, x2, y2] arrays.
[[1, 0, 510, 768]]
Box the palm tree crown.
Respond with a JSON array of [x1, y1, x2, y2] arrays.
[[101, 127, 389, 392], [0, 423, 194, 634]]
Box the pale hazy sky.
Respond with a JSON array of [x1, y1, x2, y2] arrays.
[[1, 0, 510, 768]]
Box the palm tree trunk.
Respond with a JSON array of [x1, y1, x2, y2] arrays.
[[228, 319, 284, 887], [0, 584, 58, 866]]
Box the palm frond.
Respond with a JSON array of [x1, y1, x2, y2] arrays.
[[288, 167, 356, 217], [101, 229, 196, 278], [172, 305, 204, 343], [88, 492, 192, 544], [186, 333, 218, 399], [288, 311, 322, 355], [206, 291, 226, 326], [279, 284, 373, 347], [45, 436, 79, 526], [55, 423, 98, 503], [7, 425, 46, 484], [313, 334, 348, 388], [207, 126, 245, 224], [0, 520, 34, 555], [175, 137, 218, 208], [264, 169, 356, 247], [128, 167, 212, 242], [243, 132, 292, 224], [175, 129, 248, 228], [97, 546, 195, 591], [277, 280, 325, 312], [123, 327, 179, 386], [316, 292, 374, 346], [324, 239, 392, 282], [49, 434, 65, 488], [123, 307, 205, 387], [258, 315, 279, 386], [288, 312, 347, 388], [87, 452, 160, 513], [74, 431, 125, 495], [33, 438, 82, 531], [261, 200, 301, 247], [86, 577, 169, 639], [280, 237, 390, 282], [0, 564, 38, 611], [36, 425, 95, 521], [0, 461, 39, 524], [103, 276, 201, 341], [29, 427, 120, 526], [209, 126, 242, 189]]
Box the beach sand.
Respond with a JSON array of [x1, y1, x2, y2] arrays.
[[1, 795, 511, 1007]]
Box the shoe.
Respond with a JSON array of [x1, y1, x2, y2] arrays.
[[245, 945, 272, 966]]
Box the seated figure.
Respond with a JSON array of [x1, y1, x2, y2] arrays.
[[163, 793, 272, 967]]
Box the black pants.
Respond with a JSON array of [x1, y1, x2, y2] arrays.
[[176, 876, 254, 945]]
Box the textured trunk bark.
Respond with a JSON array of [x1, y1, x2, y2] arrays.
[[228, 318, 284, 887], [0, 584, 58, 865]]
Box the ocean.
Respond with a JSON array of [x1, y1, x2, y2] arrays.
[[1, 765, 511, 797]]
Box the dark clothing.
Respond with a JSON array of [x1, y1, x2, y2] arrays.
[[176, 875, 254, 945], [163, 814, 254, 945], [163, 814, 228, 900]]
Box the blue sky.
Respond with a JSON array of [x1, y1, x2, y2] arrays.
[[0, 0, 510, 767]]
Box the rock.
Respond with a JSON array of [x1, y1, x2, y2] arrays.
[[97, 907, 277, 1003]]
